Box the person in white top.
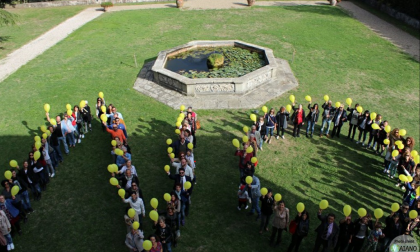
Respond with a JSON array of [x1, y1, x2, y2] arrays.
[[123, 191, 145, 230], [117, 160, 137, 176], [41, 138, 55, 177], [170, 158, 194, 180]]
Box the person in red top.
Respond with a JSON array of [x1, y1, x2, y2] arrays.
[[103, 123, 127, 144], [235, 142, 253, 181], [291, 104, 306, 138]]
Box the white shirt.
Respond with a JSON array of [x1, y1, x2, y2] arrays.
[[124, 197, 145, 215], [120, 165, 137, 176], [172, 162, 194, 180]]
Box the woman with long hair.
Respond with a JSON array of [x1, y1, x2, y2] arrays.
[[291, 104, 305, 138], [305, 103, 319, 138], [265, 108, 277, 144], [270, 200, 289, 247], [275, 106, 289, 139]]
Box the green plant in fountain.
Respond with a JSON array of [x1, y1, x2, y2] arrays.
[[207, 53, 224, 69]]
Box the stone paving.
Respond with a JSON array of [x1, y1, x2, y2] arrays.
[[133, 58, 299, 109]]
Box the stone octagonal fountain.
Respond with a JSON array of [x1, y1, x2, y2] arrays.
[[133, 40, 299, 109]]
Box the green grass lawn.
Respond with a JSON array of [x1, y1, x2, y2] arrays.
[[0, 5, 418, 252], [0, 6, 86, 59]]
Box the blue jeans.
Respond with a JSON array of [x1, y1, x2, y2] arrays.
[[66, 132, 75, 146], [306, 120, 315, 134], [181, 202, 186, 221], [20, 190, 31, 210], [266, 127, 274, 137], [320, 118, 332, 135], [52, 144, 63, 162], [163, 241, 172, 252], [57, 136, 69, 154], [4, 233, 12, 245], [250, 196, 261, 215], [30, 183, 41, 197]]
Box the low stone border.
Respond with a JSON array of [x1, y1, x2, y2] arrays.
[[133, 59, 299, 110], [13, 0, 167, 8]]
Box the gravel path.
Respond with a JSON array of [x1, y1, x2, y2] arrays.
[[0, 1, 417, 83]]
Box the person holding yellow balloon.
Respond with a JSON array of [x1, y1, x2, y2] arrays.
[[275, 106, 289, 140], [125, 224, 145, 252], [320, 100, 336, 138], [234, 142, 254, 180], [347, 215, 374, 252], [123, 191, 146, 231], [305, 102, 319, 138], [286, 210, 310, 252], [46, 113, 70, 155], [72, 105, 84, 144], [355, 110, 371, 145], [80, 100, 93, 133], [154, 216, 173, 252], [269, 199, 289, 247], [395, 152, 416, 188], [10, 170, 34, 214], [313, 209, 339, 252], [346, 103, 360, 141], [62, 113, 77, 148], [124, 207, 140, 234], [290, 104, 305, 138], [258, 188, 274, 234], [330, 104, 347, 139], [366, 114, 382, 150], [264, 108, 277, 144]]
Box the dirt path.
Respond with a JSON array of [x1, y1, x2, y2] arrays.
[[0, 1, 417, 83]]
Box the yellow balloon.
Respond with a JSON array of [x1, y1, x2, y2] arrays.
[[176, 122, 181, 127], [343, 205, 352, 216], [132, 221, 140, 230], [251, 157, 257, 164], [4, 171, 12, 180], [289, 95, 295, 103], [407, 176, 413, 182], [42, 133, 47, 139], [50, 118, 57, 126], [374, 208, 383, 219], [175, 129, 180, 135], [411, 150, 418, 158], [415, 156, 420, 165], [44, 103, 50, 113], [167, 147, 173, 154], [409, 210, 418, 219], [111, 140, 117, 146], [246, 146, 253, 153], [250, 114, 256, 122], [371, 123, 379, 130], [150, 198, 158, 209], [98, 91, 104, 99], [188, 143, 194, 149], [143, 240, 152, 251], [232, 139, 240, 148], [149, 210, 159, 222], [243, 126, 249, 133], [107, 165, 114, 173], [9, 160, 17, 168], [274, 193, 282, 202], [179, 113, 185, 119], [399, 174, 407, 182], [34, 136, 41, 142], [356, 106, 363, 113], [128, 208, 136, 218], [169, 153, 175, 159], [35, 141, 42, 150], [184, 181, 192, 190], [260, 188, 268, 196], [100, 114, 107, 122], [383, 139, 390, 145], [180, 105, 185, 111], [335, 102, 341, 108], [385, 125, 391, 133], [109, 177, 118, 186], [262, 106, 268, 113], [40, 125, 47, 132], [66, 104, 71, 110], [242, 136, 249, 143], [319, 200, 329, 210], [118, 189, 125, 198], [245, 176, 253, 184], [323, 95, 329, 102], [296, 202, 305, 213], [164, 193, 171, 202], [358, 208, 367, 217], [395, 140, 402, 146], [370, 112, 377, 121], [391, 203, 400, 212], [392, 150, 399, 157], [101, 105, 106, 113], [164, 165, 170, 172], [400, 129, 407, 136], [346, 98, 352, 106], [305, 95, 311, 102], [166, 139, 172, 145], [115, 149, 123, 156], [286, 104, 292, 113], [398, 144, 404, 150], [79, 100, 86, 108], [11, 185, 19, 196], [112, 164, 118, 173], [33, 151, 40, 161]]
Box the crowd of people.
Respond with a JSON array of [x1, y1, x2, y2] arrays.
[[234, 95, 419, 252], [0, 100, 94, 251], [100, 99, 198, 252]]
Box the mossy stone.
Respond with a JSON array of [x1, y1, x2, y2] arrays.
[[207, 53, 224, 69]]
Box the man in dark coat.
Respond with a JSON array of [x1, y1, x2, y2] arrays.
[[313, 209, 340, 252], [330, 104, 347, 138]]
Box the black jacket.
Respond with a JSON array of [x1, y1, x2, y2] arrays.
[[295, 214, 310, 237], [259, 196, 274, 215], [331, 109, 347, 127], [168, 174, 192, 192], [306, 104, 319, 123], [321, 103, 336, 120], [290, 106, 306, 124], [314, 214, 340, 248], [383, 215, 404, 240], [352, 218, 374, 238], [275, 111, 289, 129]]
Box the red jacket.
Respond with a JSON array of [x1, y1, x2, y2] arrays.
[[235, 150, 253, 169]]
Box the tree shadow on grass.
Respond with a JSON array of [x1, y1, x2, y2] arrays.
[[281, 5, 353, 18]]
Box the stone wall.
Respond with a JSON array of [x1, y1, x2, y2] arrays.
[[15, 0, 167, 8], [357, 0, 419, 29]]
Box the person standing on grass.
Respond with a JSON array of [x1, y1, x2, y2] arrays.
[[275, 106, 289, 140], [305, 102, 319, 138], [312, 209, 339, 252], [291, 103, 305, 138], [248, 125, 262, 153], [237, 183, 249, 211], [269, 200, 289, 247], [264, 108, 277, 144], [10, 170, 34, 214], [149, 234, 163, 252], [62, 113, 76, 148], [235, 142, 253, 180], [17, 161, 41, 201], [330, 104, 347, 139], [103, 123, 127, 145], [346, 103, 360, 141], [259, 189, 274, 234], [382, 212, 403, 250], [117, 169, 139, 193], [366, 114, 382, 149], [41, 138, 55, 178], [319, 100, 336, 138], [287, 210, 310, 252], [123, 191, 145, 231], [376, 120, 388, 155], [0, 195, 21, 236], [243, 175, 261, 220], [347, 215, 374, 252], [255, 116, 267, 148], [170, 134, 189, 159], [72, 105, 84, 143], [355, 110, 370, 145], [125, 226, 144, 252], [46, 113, 69, 155], [81, 101, 92, 133], [170, 158, 194, 181], [334, 216, 354, 252], [124, 207, 139, 234], [154, 216, 172, 252], [0, 209, 13, 251]]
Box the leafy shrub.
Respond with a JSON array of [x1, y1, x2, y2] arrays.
[[100, 2, 113, 8]]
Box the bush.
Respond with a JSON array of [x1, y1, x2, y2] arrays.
[[100, 2, 113, 8], [370, 0, 419, 19], [207, 53, 224, 69]]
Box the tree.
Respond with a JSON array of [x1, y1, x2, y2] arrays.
[[0, 9, 17, 26]]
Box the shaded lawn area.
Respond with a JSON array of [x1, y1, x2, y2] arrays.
[[0, 6, 86, 59], [0, 5, 418, 252]]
